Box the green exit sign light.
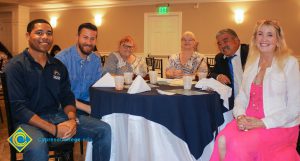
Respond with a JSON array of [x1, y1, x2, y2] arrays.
[[158, 6, 169, 14]]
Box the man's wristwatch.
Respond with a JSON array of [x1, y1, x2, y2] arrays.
[[70, 117, 80, 125]]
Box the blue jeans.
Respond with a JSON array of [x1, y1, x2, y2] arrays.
[[18, 111, 111, 161]]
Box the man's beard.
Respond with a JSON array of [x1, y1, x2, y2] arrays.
[[79, 43, 93, 56]]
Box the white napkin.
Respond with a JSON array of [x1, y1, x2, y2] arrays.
[[195, 78, 232, 109], [156, 89, 176, 95], [92, 73, 115, 87], [127, 75, 151, 94]]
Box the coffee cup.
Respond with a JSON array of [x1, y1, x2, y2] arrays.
[[114, 75, 124, 90], [124, 72, 133, 85]]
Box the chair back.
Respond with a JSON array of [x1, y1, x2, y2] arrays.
[[145, 57, 154, 72], [206, 57, 215, 77], [0, 72, 19, 161], [0, 72, 14, 135], [153, 58, 163, 78], [101, 55, 108, 66], [207, 57, 215, 67]]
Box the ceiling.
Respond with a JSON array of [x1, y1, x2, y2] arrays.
[[0, 0, 266, 11]]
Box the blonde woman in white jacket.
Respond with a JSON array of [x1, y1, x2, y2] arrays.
[[210, 20, 300, 161]]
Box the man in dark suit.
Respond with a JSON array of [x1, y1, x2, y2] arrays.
[[210, 29, 249, 110]]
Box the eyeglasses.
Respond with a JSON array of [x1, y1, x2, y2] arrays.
[[122, 44, 134, 50]]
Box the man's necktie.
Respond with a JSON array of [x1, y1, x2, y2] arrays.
[[227, 55, 236, 96]]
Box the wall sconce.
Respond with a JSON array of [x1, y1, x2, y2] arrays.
[[50, 17, 58, 28], [234, 9, 244, 24], [94, 15, 102, 27]]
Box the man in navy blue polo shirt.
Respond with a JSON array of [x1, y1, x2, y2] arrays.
[[4, 19, 111, 161]]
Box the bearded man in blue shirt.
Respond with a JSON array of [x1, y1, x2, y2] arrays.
[[56, 22, 102, 115]]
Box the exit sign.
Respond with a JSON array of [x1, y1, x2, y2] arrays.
[[158, 6, 169, 14]]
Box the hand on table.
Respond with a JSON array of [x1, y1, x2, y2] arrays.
[[217, 74, 231, 85], [166, 68, 184, 79], [173, 69, 184, 78]]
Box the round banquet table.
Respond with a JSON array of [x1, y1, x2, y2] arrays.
[[87, 84, 224, 161]]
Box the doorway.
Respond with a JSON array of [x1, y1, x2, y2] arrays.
[[144, 12, 182, 56], [144, 12, 182, 77]]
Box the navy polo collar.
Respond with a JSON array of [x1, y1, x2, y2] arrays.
[[23, 48, 56, 65]]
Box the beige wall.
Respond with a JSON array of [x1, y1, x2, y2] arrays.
[[0, 5, 29, 55], [30, 0, 300, 57]]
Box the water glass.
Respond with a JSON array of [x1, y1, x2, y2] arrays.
[[149, 71, 157, 84], [183, 75, 193, 90]]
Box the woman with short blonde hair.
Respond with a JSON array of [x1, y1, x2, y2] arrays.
[[165, 31, 208, 79]]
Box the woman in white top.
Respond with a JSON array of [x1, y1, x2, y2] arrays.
[[103, 36, 147, 77], [210, 20, 300, 161], [165, 31, 207, 79]]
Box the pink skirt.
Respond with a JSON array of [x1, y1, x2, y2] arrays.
[[210, 83, 300, 161]]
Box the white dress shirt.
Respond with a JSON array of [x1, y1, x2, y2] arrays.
[[223, 46, 243, 97]]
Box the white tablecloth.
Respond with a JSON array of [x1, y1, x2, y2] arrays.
[[85, 112, 233, 161]]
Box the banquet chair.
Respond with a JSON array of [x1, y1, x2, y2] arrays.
[[145, 57, 154, 72], [0, 72, 74, 161], [206, 57, 215, 77], [153, 58, 163, 78], [100, 55, 108, 66], [206, 57, 215, 66], [207, 57, 215, 68]]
